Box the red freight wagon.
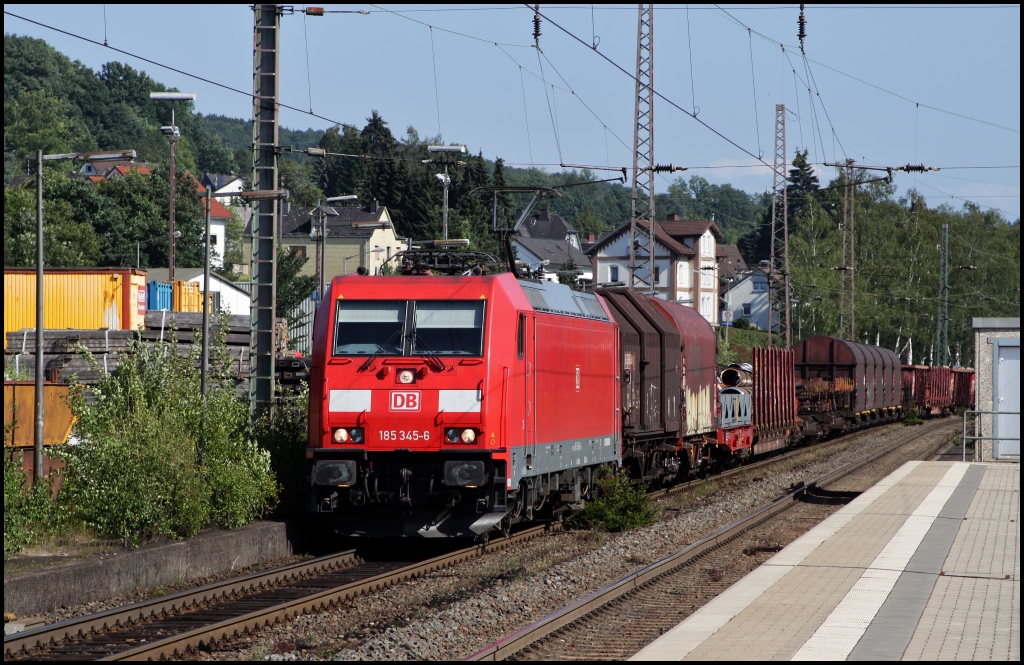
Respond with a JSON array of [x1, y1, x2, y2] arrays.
[[927, 366, 954, 414], [952, 368, 975, 410], [750, 346, 798, 454], [308, 273, 619, 537], [902, 365, 954, 415], [793, 336, 902, 418], [597, 288, 717, 480]]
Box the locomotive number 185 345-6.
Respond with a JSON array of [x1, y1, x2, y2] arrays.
[[378, 430, 432, 442]]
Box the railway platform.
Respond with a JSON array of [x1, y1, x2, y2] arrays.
[[631, 461, 1020, 661]]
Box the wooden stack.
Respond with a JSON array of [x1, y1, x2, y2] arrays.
[[5, 313, 252, 393]]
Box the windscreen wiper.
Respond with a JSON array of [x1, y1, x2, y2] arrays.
[[358, 328, 404, 372], [411, 333, 447, 372]]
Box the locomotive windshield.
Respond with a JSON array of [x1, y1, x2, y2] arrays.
[[334, 300, 485, 356]]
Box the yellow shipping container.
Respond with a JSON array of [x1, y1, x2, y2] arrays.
[[172, 280, 204, 313], [4, 268, 147, 349]]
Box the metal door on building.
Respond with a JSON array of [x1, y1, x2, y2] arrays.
[[993, 339, 1020, 459]]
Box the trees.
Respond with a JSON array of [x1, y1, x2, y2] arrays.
[[276, 247, 316, 330]]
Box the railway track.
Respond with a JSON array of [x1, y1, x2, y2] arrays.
[[468, 419, 956, 661], [4, 527, 556, 661], [4, 419, 947, 661]]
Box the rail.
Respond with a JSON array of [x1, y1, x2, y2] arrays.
[[465, 423, 948, 661], [961, 409, 1020, 461]]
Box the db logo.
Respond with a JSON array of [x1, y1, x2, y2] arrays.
[[390, 391, 421, 411]]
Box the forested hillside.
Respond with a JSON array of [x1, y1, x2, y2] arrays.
[[4, 34, 1018, 363]]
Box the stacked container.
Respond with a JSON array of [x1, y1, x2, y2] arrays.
[[4, 268, 147, 348]]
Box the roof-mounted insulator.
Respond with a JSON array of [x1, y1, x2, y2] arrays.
[[305, 7, 324, 16], [900, 164, 940, 173], [533, 5, 542, 47], [798, 5, 807, 54]]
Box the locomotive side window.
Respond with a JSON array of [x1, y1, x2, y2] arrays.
[[517, 313, 525, 360], [413, 301, 485, 356], [334, 301, 406, 355]]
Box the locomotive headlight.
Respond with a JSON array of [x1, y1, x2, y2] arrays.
[[445, 428, 460, 443], [460, 428, 477, 444], [349, 427, 364, 443], [332, 428, 349, 443], [397, 369, 416, 384]]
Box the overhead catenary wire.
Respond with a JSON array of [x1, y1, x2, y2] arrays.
[[9, 7, 1014, 221], [528, 6, 774, 171], [430, 26, 443, 140]]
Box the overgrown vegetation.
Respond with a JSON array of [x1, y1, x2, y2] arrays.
[[3, 450, 55, 559], [3, 321, 282, 556], [253, 384, 309, 515], [567, 472, 659, 533], [902, 407, 924, 426]]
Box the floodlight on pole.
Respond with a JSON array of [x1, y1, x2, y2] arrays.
[[149, 91, 196, 282], [33, 150, 92, 485], [423, 146, 466, 241]]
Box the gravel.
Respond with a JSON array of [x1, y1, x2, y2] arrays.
[[183, 419, 957, 661]]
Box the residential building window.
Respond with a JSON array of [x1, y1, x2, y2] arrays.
[[753, 281, 767, 292], [654, 266, 660, 284], [742, 303, 752, 317], [209, 235, 218, 247], [610, 265, 619, 282]]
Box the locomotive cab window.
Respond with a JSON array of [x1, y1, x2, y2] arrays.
[[334, 300, 485, 357], [334, 301, 406, 355], [413, 301, 485, 356]]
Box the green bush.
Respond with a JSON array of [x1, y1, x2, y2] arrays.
[[58, 321, 278, 547], [252, 383, 309, 515], [4, 451, 57, 558], [566, 472, 659, 532], [717, 335, 739, 366]]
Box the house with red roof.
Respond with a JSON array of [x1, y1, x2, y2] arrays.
[[584, 213, 723, 325]]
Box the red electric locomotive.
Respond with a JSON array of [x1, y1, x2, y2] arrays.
[[307, 272, 620, 538]]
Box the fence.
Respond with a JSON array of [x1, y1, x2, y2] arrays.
[[961, 409, 1020, 462], [234, 282, 316, 356]]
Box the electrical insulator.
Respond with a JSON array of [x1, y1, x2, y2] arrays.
[[652, 164, 681, 173], [305, 7, 324, 16], [798, 5, 807, 52], [533, 5, 542, 45]]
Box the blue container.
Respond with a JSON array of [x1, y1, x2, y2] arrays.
[[146, 280, 173, 311]]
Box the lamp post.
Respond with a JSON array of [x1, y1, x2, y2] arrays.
[[313, 195, 357, 303], [423, 145, 466, 240], [33, 149, 91, 484], [342, 247, 384, 275], [149, 92, 196, 281], [792, 298, 801, 340]]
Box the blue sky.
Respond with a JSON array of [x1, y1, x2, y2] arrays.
[[4, 4, 1020, 220]]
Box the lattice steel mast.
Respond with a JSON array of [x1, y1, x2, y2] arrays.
[[838, 158, 856, 340], [250, 5, 281, 414], [768, 104, 791, 346], [629, 4, 656, 291]]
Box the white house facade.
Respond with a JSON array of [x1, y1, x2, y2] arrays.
[[586, 215, 722, 326], [721, 268, 770, 331]]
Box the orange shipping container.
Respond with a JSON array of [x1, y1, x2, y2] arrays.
[[4, 268, 147, 348], [4, 381, 76, 446]]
